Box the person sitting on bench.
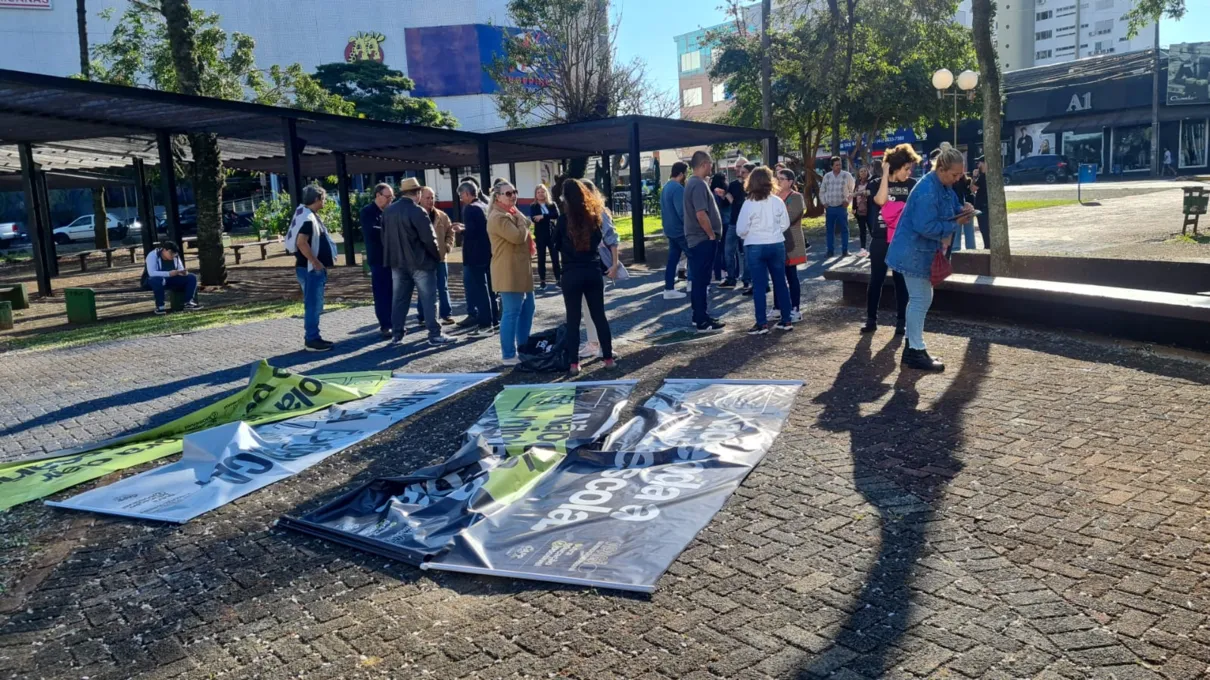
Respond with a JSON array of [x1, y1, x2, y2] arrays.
[[144, 241, 201, 315]]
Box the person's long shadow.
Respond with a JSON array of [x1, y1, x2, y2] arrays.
[[800, 333, 989, 678]]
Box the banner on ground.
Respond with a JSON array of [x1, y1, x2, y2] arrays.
[[278, 381, 638, 565], [424, 379, 803, 592], [0, 361, 392, 511], [45, 374, 496, 523]]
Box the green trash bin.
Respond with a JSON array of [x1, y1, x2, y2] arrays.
[[65, 288, 97, 324], [0, 283, 29, 310]]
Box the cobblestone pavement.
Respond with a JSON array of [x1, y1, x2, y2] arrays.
[[2, 263, 1209, 680]]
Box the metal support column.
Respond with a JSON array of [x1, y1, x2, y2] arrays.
[[602, 154, 612, 204], [34, 170, 57, 277], [281, 118, 304, 206], [767, 136, 779, 169], [450, 167, 462, 222], [508, 162, 517, 186], [133, 158, 156, 256], [156, 130, 182, 254], [629, 120, 645, 263], [335, 152, 355, 266], [17, 143, 51, 297], [478, 140, 492, 194]]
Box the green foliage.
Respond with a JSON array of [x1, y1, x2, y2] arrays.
[[1124, 0, 1184, 38], [252, 192, 354, 239], [91, 5, 352, 114], [312, 61, 456, 127]]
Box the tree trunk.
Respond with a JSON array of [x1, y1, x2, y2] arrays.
[[972, 0, 1010, 275], [760, 0, 772, 162], [77, 0, 110, 249], [161, 0, 226, 285]]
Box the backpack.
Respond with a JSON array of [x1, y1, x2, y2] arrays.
[[516, 325, 571, 373]]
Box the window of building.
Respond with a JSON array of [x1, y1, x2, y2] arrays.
[[680, 51, 701, 73], [1056, 24, 1076, 36], [1036, 10, 1053, 20], [712, 82, 726, 103], [1095, 19, 1113, 35], [1036, 49, 1053, 59], [710, 47, 722, 67], [1095, 0, 1114, 9], [1063, 131, 1104, 172], [1180, 119, 1208, 168], [1112, 125, 1151, 173], [682, 87, 703, 107], [1036, 30, 1053, 40]]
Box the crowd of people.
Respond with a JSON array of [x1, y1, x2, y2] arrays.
[[151, 143, 979, 374]]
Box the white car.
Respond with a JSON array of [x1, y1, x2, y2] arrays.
[[52, 213, 129, 245], [0, 222, 23, 248]]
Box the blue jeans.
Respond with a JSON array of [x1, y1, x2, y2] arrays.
[[295, 267, 327, 343], [370, 265, 392, 331], [950, 223, 977, 251], [463, 263, 497, 328], [687, 240, 716, 326], [902, 273, 935, 351], [149, 273, 196, 309], [745, 243, 792, 326], [416, 262, 453, 321], [724, 224, 748, 284], [825, 206, 850, 255], [665, 235, 689, 290], [498, 291, 535, 360], [392, 268, 440, 339]]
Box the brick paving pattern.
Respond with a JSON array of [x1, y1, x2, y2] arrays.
[[1, 264, 1208, 679]]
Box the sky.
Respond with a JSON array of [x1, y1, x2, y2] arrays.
[[614, 1, 1207, 106]]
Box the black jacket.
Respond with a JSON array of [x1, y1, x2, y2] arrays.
[[528, 201, 560, 242], [381, 196, 439, 271]]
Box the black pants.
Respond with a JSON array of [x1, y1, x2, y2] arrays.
[[977, 212, 990, 249], [855, 213, 870, 249], [536, 234, 561, 284], [867, 238, 908, 324], [562, 266, 612, 364]]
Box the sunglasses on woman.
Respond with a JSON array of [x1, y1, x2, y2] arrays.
[[502, 190, 517, 197]]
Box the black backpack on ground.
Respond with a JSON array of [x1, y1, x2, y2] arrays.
[[516, 325, 571, 373]]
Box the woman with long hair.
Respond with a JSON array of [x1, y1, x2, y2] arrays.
[[735, 167, 793, 334], [486, 181, 536, 366], [775, 168, 806, 322], [556, 179, 616, 374], [886, 147, 974, 371], [529, 184, 562, 290], [569, 179, 621, 361], [863, 143, 920, 336], [852, 166, 872, 256]]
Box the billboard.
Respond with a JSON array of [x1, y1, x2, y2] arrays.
[[0, 0, 52, 7], [1168, 42, 1210, 106], [1015, 122, 1055, 161], [405, 24, 550, 98]]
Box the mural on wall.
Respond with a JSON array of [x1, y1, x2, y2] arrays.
[[1015, 122, 1055, 160], [345, 32, 386, 63]]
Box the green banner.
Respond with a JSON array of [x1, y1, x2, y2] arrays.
[[493, 385, 578, 456], [0, 361, 390, 511]]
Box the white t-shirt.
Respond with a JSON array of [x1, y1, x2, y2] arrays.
[[735, 196, 790, 246]]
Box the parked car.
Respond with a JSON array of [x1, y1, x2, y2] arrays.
[[52, 213, 129, 245], [157, 206, 249, 234], [0, 222, 24, 248], [1002, 155, 1071, 185]]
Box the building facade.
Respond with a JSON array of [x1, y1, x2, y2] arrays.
[[994, 0, 1156, 72]]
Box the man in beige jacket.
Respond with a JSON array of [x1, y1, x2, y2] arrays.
[[417, 186, 459, 326]]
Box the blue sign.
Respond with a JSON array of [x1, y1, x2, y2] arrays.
[[1078, 164, 1098, 183], [405, 24, 550, 98], [840, 128, 919, 153]]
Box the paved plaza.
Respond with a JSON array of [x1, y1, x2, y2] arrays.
[[1, 260, 1209, 680]]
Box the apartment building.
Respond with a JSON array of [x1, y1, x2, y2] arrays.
[[995, 0, 1156, 72]]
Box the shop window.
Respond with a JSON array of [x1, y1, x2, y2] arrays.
[[682, 87, 703, 107], [1179, 119, 1208, 168], [1112, 125, 1151, 173], [1062, 131, 1105, 172]]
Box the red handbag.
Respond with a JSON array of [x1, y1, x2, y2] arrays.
[[930, 249, 953, 286]]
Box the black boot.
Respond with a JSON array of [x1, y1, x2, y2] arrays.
[[860, 319, 877, 333], [902, 347, 944, 372], [894, 318, 906, 336]]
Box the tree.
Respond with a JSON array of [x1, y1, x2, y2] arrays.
[[760, 0, 772, 163], [972, 0, 1010, 274], [1124, 0, 1185, 37], [311, 61, 457, 127], [91, 1, 353, 286], [487, 0, 676, 177], [76, 0, 111, 250]]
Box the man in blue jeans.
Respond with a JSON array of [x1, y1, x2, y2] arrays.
[[455, 181, 499, 335], [819, 156, 855, 257], [683, 150, 726, 333], [660, 161, 689, 300], [144, 240, 201, 315], [359, 182, 395, 339], [290, 185, 335, 352], [382, 178, 456, 347]]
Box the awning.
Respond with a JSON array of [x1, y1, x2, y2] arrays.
[[1040, 109, 1153, 135]]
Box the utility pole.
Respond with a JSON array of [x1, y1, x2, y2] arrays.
[[760, 0, 773, 164], [1151, 22, 1161, 178]]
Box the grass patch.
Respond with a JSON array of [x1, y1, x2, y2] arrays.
[[2, 300, 363, 353], [1, 250, 33, 265], [612, 215, 663, 242], [1005, 199, 1078, 213], [1171, 232, 1210, 245]]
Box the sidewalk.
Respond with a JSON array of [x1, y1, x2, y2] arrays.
[[1, 256, 1209, 679]]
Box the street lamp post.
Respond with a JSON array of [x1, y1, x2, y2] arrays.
[[933, 68, 979, 147]]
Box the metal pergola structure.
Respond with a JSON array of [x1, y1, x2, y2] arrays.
[[0, 69, 774, 296]]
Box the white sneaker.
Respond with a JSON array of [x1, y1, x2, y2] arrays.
[[790, 309, 803, 322], [663, 289, 687, 300], [502, 356, 521, 367], [769, 309, 781, 321], [858, 249, 869, 258], [579, 341, 601, 359]]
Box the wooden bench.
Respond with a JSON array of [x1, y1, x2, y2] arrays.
[[228, 240, 276, 264], [71, 245, 142, 272], [181, 236, 198, 250], [824, 266, 1210, 351]]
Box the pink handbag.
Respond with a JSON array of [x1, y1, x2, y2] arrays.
[[930, 249, 953, 286], [882, 201, 906, 242]]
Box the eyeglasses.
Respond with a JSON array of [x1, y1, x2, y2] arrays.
[[502, 190, 517, 197]]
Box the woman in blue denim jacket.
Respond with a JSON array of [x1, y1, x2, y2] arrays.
[[885, 147, 976, 372]]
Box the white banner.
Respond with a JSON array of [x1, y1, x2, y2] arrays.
[[47, 374, 496, 523]]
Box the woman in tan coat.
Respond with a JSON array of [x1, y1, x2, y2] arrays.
[[418, 186, 458, 325], [486, 181, 535, 366], [777, 168, 807, 322]]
